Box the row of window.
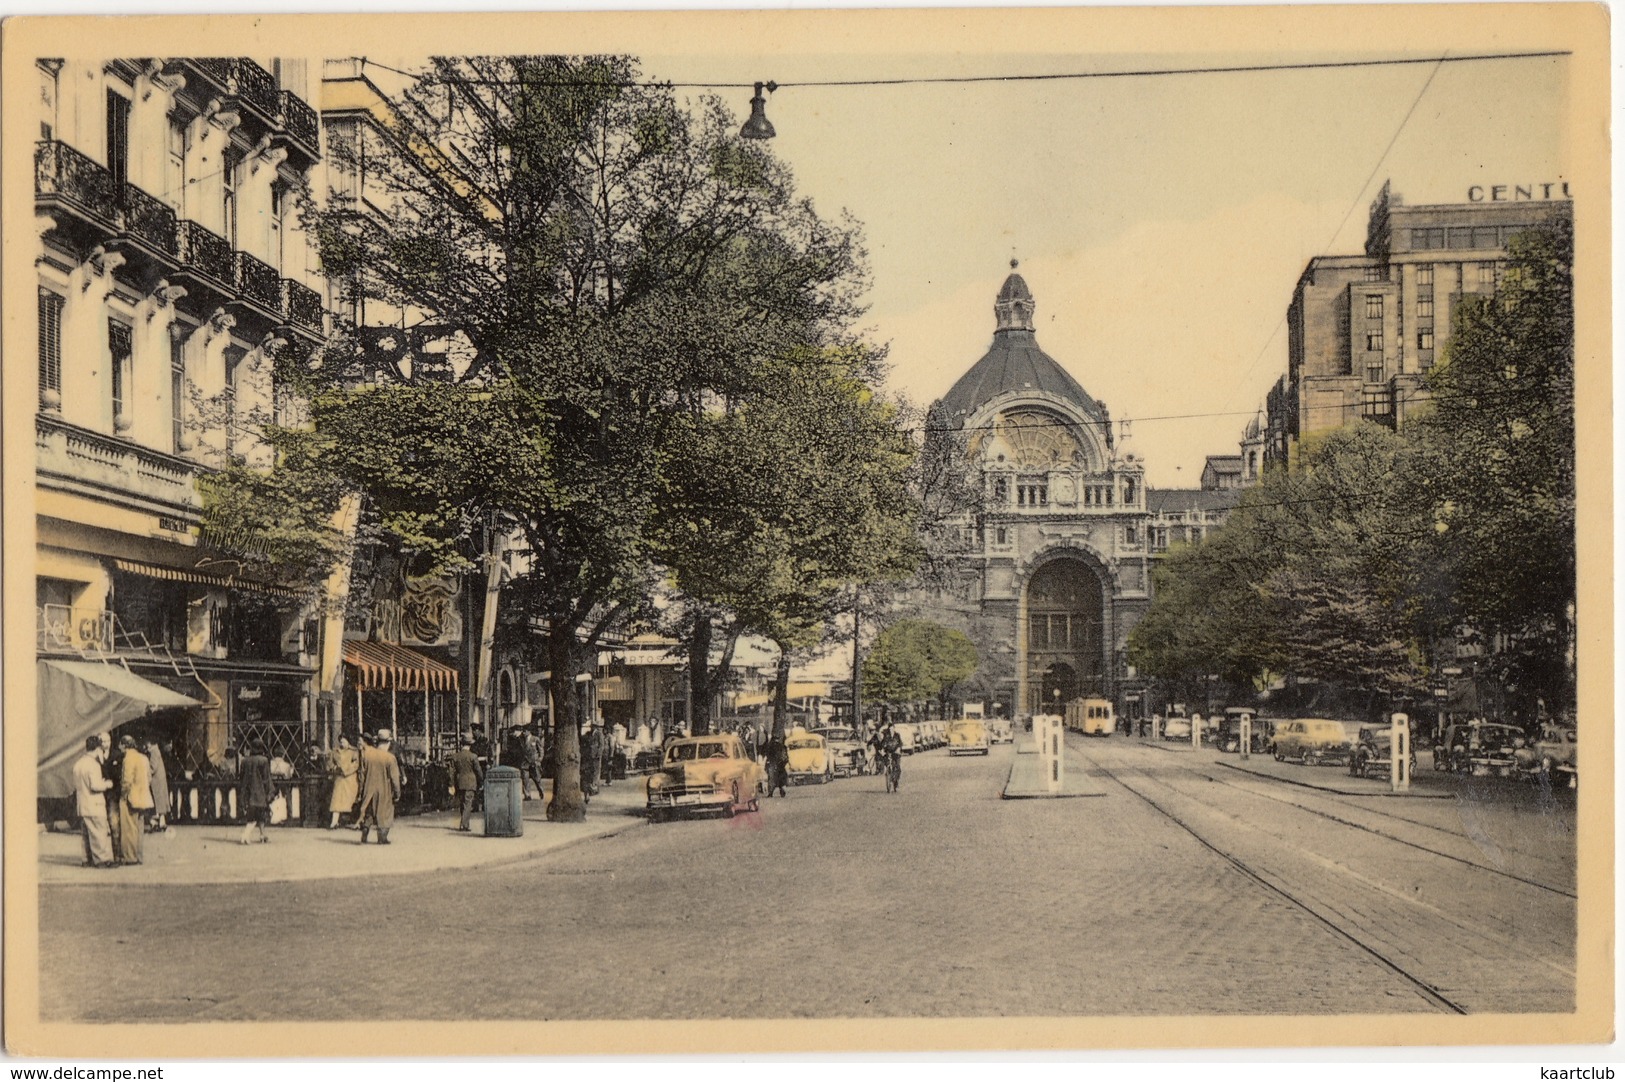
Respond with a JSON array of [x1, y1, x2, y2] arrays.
[[38, 285, 251, 456], [989, 477, 1138, 508], [1410, 224, 1531, 251]]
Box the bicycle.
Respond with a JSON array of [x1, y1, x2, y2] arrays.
[[880, 749, 901, 793]]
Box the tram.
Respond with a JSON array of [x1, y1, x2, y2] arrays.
[[1064, 697, 1116, 736]]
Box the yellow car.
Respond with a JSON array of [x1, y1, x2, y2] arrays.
[[645, 734, 765, 820], [946, 719, 990, 756], [1271, 718, 1352, 766], [785, 729, 834, 784]]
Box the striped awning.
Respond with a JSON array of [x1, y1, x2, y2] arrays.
[[343, 640, 460, 692], [112, 558, 304, 599], [730, 681, 829, 708]]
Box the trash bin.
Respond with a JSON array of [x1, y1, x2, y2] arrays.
[[483, 766, 524, 837]]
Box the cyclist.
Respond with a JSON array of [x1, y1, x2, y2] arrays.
[[872, 723, 903, 793]]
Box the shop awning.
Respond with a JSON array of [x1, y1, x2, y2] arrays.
[[730, 682, 830, 708], [342, 640, 460, 692], [112, 557, 304, 599], [37, 659, 201, 799]]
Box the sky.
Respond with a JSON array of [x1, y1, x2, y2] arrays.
[[636, 46, 1570, 486]]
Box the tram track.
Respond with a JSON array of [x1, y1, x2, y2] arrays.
[[1187, 764, 1577, 899], [1080, 746, 1576, 1014]]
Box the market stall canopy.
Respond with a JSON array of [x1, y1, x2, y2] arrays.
[[342, 640, 459, 692], [37, 659, 201, 799]]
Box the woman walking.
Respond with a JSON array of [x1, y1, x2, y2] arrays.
[[327, 736, 359, 829]]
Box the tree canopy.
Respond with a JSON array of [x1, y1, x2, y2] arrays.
[[863, 618, 980, 714]]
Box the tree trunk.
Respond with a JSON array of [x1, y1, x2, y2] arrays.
[[770, 646, 791, 740], [546, 628, 590, 823], [687, 616, 712, 735]]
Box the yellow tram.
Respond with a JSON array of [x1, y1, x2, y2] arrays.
[[1064, 697, 1116, 736]]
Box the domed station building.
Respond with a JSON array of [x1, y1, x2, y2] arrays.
[[926, 264, 1161, 721]]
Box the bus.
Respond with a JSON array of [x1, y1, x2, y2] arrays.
[[1065, 697, 1116, 736]]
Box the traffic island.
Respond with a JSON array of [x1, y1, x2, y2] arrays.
[[1000, 740, 1108, 799]]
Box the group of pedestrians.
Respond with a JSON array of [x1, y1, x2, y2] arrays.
[[71, 732, 170, 868]]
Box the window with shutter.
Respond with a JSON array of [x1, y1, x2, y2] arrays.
[[38, 288, 64, 406]]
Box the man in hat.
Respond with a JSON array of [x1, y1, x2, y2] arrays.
[[356, 729, 403, 844], [115, 735, 153, 865], [72, 735, 115, 868], [450, 738, 482, 832]]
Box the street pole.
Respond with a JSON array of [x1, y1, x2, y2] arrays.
[[851, 586, 862, 733]]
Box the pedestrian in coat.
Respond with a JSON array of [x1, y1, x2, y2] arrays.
[[519, 727, 547, 802], [765, 732, 789, 798], [450, 739, 482, 831], [102, 733, 122, 857], [327, 736, 360, 829], [238, 741, 274, 845], [73, 735, 115, 868], [115, 736, 153, 865], [580, 722, 603, 799], [145, 737, 170, 833], [356, 729, 403, 844]]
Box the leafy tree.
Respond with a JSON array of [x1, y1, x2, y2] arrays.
[[863, 618, 979, 716], [287, 55, 871, 820], [1413, 218, 1575, 713], [656, 346, 922, 738]]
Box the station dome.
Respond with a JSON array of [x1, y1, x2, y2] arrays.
[[935, 264, 1110, 438]]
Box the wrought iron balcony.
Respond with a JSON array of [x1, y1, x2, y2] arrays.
[[120, 181, 178, 257], [282, 278, 324, 332], [233, 251, 284, 315], [35, 140, 120, 229], [185, 58, 281, 126], [279, 89, 320, 156], [176, 220, 233, 288]]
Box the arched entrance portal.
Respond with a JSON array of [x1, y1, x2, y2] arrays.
[[1023, 557, 1105, 714]]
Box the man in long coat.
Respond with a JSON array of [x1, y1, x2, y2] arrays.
[[238, 741, 274, 845], [357, 729, 403, 844], [450, 739, 482, 832], [115, 736, 153, 865], [73, 735, 115, 867]]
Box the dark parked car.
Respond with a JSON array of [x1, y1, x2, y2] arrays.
[[1433, 722, 1525, 776], [1215, 710, 1273, 754], [1349, 725, 1417, 779]]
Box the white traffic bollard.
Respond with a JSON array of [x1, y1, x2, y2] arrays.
[[1035, 714, 1064, 793], [1391, 712, 1411, 792], [1239, 713, 1252, 761], [1191, 712, 1202, 751]]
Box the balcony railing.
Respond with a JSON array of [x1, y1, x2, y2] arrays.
[[37, 412, 201, 512], [280, 89, 319, 155], [176, 219, 233, 287], [233, 251, 284, 314], [35, 140, 120, 226], [188, 58, 281, 125], [282, 278, 324, 331], [121, 181, 178, 256]]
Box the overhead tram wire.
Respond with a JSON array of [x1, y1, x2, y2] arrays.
[[355, 51, 1568, 90], [1219, 50, 1454, 417]]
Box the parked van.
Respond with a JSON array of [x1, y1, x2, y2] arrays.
[[1270, 719, 1352, 765]]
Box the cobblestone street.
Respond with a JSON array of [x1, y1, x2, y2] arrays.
[[37, 734, 1575, 1023]]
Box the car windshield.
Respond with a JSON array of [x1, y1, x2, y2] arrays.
[[787, 737, 822, 750], [817, 729, 854, 741], [667, 742, 731, 763]]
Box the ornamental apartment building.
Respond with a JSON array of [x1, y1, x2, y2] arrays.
[[1264, 181, 1573, 469], [32, 57, 333, 807]]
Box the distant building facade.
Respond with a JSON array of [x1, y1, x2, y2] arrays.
[[1266, 181, 1573, 470]]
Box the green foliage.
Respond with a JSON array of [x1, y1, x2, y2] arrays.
[[1413, 218, 1575, 707], [863, 618, 980, 706], [1131, 218, 1574, 715], [196, 460, 350, 591]]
